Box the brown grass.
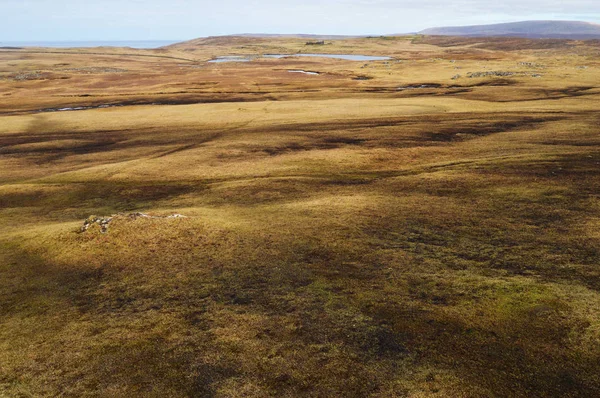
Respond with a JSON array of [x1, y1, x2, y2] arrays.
[[0, 35, 599, 397]]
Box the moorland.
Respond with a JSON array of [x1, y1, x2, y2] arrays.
[[1, 35, 600, 397]]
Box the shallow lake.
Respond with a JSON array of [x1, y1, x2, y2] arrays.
[[288, 70, 320, 75], [209, 53, 392, 63], [265, 53, 392, 61], [208, 56, 253, 63]]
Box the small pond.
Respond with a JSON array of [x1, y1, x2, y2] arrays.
[[208, 53, 392, 63], [288, 70, 320, 75], [208, 56, 253, 63], [265, 53, 392, 61]]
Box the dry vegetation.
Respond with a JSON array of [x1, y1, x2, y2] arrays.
[[1, 35, 599, 397]]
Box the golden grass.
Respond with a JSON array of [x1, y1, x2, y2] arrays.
[[1, 35, 599, 397]]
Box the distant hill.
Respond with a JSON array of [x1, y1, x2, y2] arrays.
[[234, 34, 364, 39], [419, 20, 600, 39], [165, 34, 365, 48]]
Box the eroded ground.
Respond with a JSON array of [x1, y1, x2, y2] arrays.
[[1, 36, 599, 397]]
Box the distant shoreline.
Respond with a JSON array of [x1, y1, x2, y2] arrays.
[[0, 40, 182, 49]]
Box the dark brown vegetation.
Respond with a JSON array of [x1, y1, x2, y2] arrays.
[[412, 35, 582, 50], [0, 35, 599, 397]]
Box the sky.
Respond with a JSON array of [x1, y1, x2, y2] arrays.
[[2, 0, 600, 41]]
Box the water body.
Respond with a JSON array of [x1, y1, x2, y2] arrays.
[[37, 104, 124, 113], [397, 84, 442, 90], [266, 53, 392, 61], [208, 56, 254, 63], [210, 53, 392, 63], [0, 40, 181, 49], [288, 70, 320, 75]]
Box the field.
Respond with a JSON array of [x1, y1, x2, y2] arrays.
[[1, 35, 599, 397]]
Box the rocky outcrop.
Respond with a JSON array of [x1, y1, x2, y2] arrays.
[[465, 71, 544, 78], [79, 213, 186, 233], [467, 71, 515, 78], [518, 62, 545, 68], [81, 215, 113, 233]]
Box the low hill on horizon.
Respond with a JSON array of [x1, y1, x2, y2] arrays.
[[166, 20, 600, 46], [234, 33, 364, 39], [419, 20, 600, 39]]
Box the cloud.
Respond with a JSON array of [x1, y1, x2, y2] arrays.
[[1, 0, 599, 40]]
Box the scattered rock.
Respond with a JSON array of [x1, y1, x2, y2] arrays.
[[451, 74, 461, 80], [518, 62, 545, 68], [80, 215, 113, 233], [4, 71, 46, 81], [60, 67, 128, 74], [79, 212, 187, 233], [467, 71, 515, 78]]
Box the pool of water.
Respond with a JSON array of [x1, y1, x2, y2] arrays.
[[288, 70, 320, 75], [209, 53, 392, 63], [266, 53, 392, 61], [208, 56, 254, 63]]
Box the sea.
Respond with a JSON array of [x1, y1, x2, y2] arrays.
[[0, 40, 181, 49]]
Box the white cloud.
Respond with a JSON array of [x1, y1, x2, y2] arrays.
[[1, 0, 599, 40]]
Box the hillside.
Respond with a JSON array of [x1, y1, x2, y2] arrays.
[[1, 35, 600, 397], [420, 20, 600, 39]]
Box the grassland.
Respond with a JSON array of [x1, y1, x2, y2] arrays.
[[1, 35, 599, 397]]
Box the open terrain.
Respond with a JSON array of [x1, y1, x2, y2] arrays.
[[1, 35, 600, 397]]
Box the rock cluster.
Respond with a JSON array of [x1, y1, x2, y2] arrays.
[[79, 212, 186, 233], [2, 72, 45, 81], [518, 62, 545, 68], [466, 71, 544, 78], [60, 67, 128, 74], [80, 215, 113, 233], [467, 71, 515, 78]]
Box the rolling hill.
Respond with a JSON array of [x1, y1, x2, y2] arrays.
[[419, 20, 600, 39]]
